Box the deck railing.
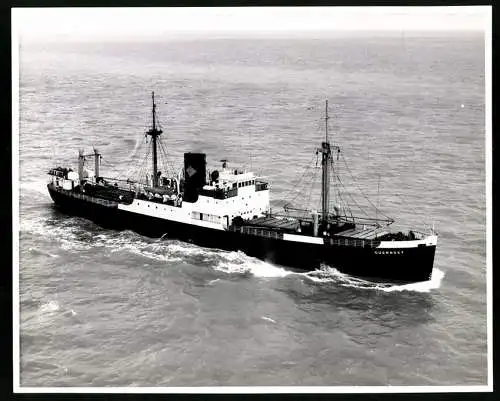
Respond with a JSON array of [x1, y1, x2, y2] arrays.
[[200, 187, 238, 199], [325, 237, 380, 248], [51, 185, 118, 208], [231, 223, 382, 247], [232, 225, 283, 240], [255, 181, 269, 192]]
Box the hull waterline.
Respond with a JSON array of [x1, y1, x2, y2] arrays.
[[48, 185, 436, 283]]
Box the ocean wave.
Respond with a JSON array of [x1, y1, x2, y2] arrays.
[[19, 180, 52, 200], [21, 216, 90, 251], [261, 316, 277, 324], [100, 236, 290, 278], [27, 247, 59, 258], [34, 300, 79, 326], [21, 214, 291, 277], [39, 300, 60, 313], [99, 233, 194, 263], [213, 250, 293, 278]]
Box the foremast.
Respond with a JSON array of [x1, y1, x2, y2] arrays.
[[146, 91, 163, 188], [77, 147, 101, 185]]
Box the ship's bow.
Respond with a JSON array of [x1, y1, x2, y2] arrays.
[[373, 234, 438, 282]]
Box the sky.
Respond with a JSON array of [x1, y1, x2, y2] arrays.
[[13, 6, 490, 41]]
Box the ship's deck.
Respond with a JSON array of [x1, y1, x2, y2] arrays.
[[81, 183, 135, 204], [333, 226, 389, 240], [241, 216, 300, 231], [239, 216, 391, 240]]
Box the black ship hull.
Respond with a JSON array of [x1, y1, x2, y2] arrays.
[[48, 185, 436, 283]]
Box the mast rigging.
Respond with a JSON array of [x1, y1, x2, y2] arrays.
[[146, 91, 163, 187]]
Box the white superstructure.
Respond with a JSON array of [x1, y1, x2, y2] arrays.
[[118, 167, 270, 231]]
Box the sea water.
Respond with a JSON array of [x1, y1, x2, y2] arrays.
[[18, 32, 486, 387]]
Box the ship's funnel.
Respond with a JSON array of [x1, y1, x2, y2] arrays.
[[183, 152, 206, 203]]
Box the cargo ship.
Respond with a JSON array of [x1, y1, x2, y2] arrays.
[[47, 92, 438, 283]]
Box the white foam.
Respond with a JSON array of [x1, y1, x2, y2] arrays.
[[214, 261, 249, 275], [59, 229, 288, 277], [167, 243, 211, 257], [246, 261, 293, 278], [303, 266, 445, 293], [131, 247, 182, 263], [27, 247, 59, 258], [261, 316, 276, 324], [96, 234, 212, 264], [60, 239, 93, 251], [213, 251, 293, 278], [40, 300, 60, 313], [107, 242, 182, 263], [380, 268, 445, 293]]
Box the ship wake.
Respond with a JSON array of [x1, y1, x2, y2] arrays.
[[21, 213, 443, 291], [304, 265, 445, 293], [214, 251, 293, 278]]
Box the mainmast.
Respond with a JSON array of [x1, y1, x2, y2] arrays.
[[146, 91, 163, 187], [316, 99, 341, 228], [318, 100, 331, 225]]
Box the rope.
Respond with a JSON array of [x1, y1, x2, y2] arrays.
[[284, 151, 318, 208], [335, 175, 355, 221], [158, 138, 177, 177], [336, 173, 370, 217], [128, 141, 151, 184], [340, 153, 392, 220], [330, 161, 353, 220], [303, 164, 319, 211]]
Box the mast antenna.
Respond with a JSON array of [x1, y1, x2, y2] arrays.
[[325, 99, 329, 143], [376, 174, 381, 226]]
